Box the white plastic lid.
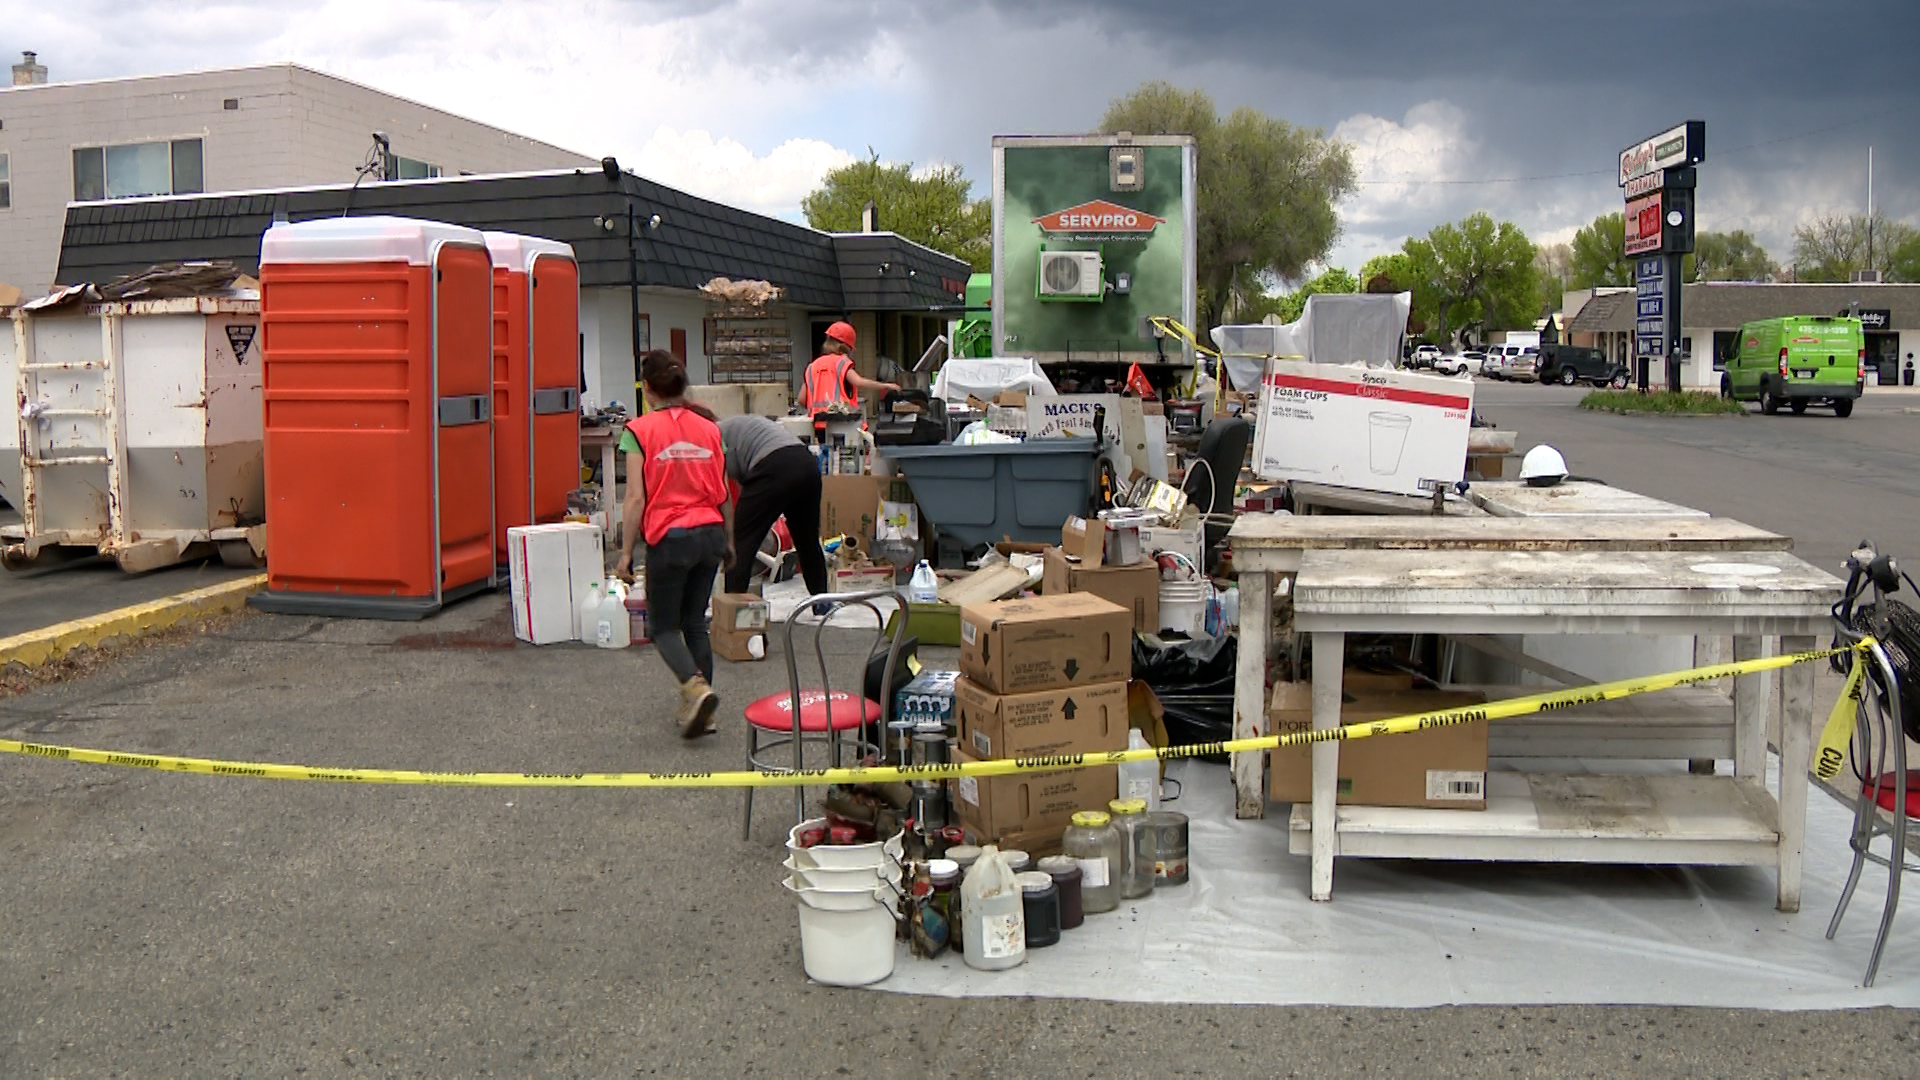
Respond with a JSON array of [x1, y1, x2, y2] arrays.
[[1016, 871, 1054, 893], [482, 230, 577, 272], [260, 215, 487, 267]]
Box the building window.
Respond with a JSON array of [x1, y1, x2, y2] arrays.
[[0, 153, 10, 209], [72, 138, 204, 201], [386, 154, 441, 180]]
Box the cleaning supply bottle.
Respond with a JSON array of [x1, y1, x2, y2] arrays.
[[960, 845, 1026, 971], [595, 576, 630, 649], [1119, 729, 1160, 810], [908, 560, 939, 603], [577, 578, 604, 644]]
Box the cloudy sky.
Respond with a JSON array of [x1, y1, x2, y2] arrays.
[[9, 0, 1916, 277]]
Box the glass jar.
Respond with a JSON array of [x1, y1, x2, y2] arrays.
[[1061, 811, 1122, 914], [1017, 871, 1061, 948], [1036, 854, 1084, 930], [1000, 849, 1031, 874], [1108, 798, 1157, 899], [928, 858, 961, 952]]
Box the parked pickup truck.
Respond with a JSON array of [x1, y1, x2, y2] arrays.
[[1536, 343, 1629, 388]]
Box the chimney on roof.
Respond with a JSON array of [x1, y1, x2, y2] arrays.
[[13, 51, 47, 86]]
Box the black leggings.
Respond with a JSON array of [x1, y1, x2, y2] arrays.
[[724, 444, 828, 597], [644, 524, 726, 684]]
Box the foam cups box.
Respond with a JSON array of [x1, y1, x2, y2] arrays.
[[1254, 359, 1472, 498], [507, 523, 604, 645], [958, 592, 1132, 694]]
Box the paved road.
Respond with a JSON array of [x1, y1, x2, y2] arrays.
[[4, 393, 1919, 1076], [1469, 381, 1920, 575], [0, 503, 256, 639]]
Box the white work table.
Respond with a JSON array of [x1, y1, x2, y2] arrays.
[[1224, 510, 1842, 912]]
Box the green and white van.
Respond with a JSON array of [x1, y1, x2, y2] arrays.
[[1720, 316, 1865, 417]]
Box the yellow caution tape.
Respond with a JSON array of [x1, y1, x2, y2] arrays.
[[1812, 657, 1865, 782], [0, 641, 1871, 789]]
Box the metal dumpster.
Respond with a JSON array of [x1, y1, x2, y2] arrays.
[[4, 298, 265, 572], [880, 438, 1099, 550]]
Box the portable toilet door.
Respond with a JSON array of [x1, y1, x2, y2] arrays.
[[252, 215, 496, 619], [482, 232, 580, 568]]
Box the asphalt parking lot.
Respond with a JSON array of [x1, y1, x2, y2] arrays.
[[3, 387, 1919, 1076]]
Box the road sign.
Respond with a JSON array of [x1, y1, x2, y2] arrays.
[[1619, 121, 1706, 186], [1635, 257, 1667, 357]]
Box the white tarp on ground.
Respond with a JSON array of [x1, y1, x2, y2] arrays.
[[1213, 292, 1413, 392], [872, 756, 1918, 1009]]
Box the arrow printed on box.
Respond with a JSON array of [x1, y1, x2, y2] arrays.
[[1064, 658, 1079, 679], [1061, 698, 1078, 720]]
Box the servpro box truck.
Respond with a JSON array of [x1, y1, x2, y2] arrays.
[[990, 135, 1197, 371]]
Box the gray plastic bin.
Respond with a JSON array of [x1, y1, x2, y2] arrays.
[[880, 438, 1099, 550]]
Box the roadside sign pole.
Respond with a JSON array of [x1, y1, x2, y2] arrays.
[[1619, 123, 1704, 394]]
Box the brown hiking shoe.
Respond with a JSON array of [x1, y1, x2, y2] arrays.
[[678, 676, 718, 738]]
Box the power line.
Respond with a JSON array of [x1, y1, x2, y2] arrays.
[[1352, 107, 1902, 188]]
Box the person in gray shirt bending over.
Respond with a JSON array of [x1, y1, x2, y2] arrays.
[[717, 414, 828, 597]]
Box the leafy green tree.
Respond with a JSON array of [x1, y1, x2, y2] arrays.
[[801, 153, 990, 270], [1534, 242, 1574, 292], [1568, 212, 1632, 289], [1099, 81, 1357, 328], [1791, 212, 1919, 282], [1270, 267, 1359, 323], [1889, 231, 1920, 284], [1690, 230, 1775, 281], [1402, 212, 1539, 348]]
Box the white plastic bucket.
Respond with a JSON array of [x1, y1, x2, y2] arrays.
[[782, 877, 898, 986], [1159, 580, 1210, 637], [781, 855, 902, 892], [785, 819, 905, 870]]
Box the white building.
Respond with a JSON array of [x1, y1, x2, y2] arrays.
[[0, 54, 592, 298]]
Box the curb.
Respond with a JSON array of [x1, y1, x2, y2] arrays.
[[0, 573, 267, 671]]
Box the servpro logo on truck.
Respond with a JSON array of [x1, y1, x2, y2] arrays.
[[1033, 200, 1164, 235]]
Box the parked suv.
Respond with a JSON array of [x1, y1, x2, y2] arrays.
[[1536, 343, 1630, 387], [1482, 343, 1527, 379], [1409, 344, 1442, 369], [1720, 316, 1865, 417]]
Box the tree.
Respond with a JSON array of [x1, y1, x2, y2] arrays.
[[801, 153, 990, 270], [1890, 232, 1920, 284], [1791, 212, 1919, 282], [1534, 242, 1574, 292], [1270, 266, 1359, 323], [1402, 212, 1539, 348], [1099, 81, 1357, 329], [1690, 230, 1774, 282], [1359, 251, 1417, 294], [1568, 212, 1632, 289]]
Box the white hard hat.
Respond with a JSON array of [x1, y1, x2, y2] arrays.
[[1519, 445, 1569, 487]]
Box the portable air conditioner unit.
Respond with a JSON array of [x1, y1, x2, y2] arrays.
[[1037, 250, 1104, 299]]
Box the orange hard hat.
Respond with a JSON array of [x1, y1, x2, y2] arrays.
[[825, 321, 857, 348]]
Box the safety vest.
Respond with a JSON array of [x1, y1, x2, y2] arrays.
[[802, 353, 856, 412], [623, 407, 728, 546]]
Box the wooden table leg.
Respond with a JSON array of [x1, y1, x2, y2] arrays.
[[1776, 633, 1815, 914], [1232, 570, 1271, 820], [1732, 635, 1769, 781], [1310, 631, 1344, 901]]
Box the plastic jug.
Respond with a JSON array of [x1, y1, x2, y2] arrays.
[[577, 578, 604, 644], [908, 560, 939, 603], [960, 845, 1026, 971], [1119, 729, 1160, 810], [594, 577, 630, 649]]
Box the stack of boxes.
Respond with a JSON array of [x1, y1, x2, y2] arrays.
[[949, 593, 1135, 855], [711, 592, 771, 662]]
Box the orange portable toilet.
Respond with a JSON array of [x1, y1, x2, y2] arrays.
[[483, 231, 581, 567], [252, 216, 497, 619]]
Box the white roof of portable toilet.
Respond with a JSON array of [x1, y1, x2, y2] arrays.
[[260, 215, 488, 266], [482, 231, 577, 273]]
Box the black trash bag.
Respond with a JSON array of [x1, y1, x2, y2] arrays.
[[1132, 634, 1237, 759]]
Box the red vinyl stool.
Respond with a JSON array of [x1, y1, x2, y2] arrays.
[[742, 587, 907, 840]]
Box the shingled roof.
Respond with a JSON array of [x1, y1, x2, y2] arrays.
[[1567, 282, 1920, 333], [55, 170, 970, 312]]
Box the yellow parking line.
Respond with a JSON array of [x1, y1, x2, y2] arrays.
[[0, 574, 267, 671]]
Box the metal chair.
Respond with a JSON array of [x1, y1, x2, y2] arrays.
[[741, 587, 908, 840], [1826, 544, 1919, 986]]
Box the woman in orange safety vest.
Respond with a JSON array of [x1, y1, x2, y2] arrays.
[[801, 321, 899, 413]]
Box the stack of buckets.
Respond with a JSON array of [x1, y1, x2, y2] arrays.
[[781, 819, 903, 986]]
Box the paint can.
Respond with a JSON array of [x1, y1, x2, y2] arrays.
[[1146, 810, 1189, 886]]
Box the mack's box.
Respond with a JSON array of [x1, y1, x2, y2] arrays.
[[1267, 683, 1489, 809], [1253, 358, 1473, 498], [950, 749, 1117, 839], [895, 669, 962, 728], [507, 523, 604, 645], [959, 593, 1132, 694], [1040, 547, 1160, 634], [955, 676, 1129, 760]]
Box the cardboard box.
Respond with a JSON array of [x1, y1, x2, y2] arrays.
[[1138, 523, 1204, 569], [1267, 684, 1489, 809], [507, 523, 604, 645], [959, 593, 1133, 694], [819, 475, 913, 555], [713, 626, 765, 662], [1254, 358, 1473, 498], [711, 592, 770, 632], [950, 749, 1118, 839], [832, 562, 896, 593], [956, 677, 1128, 759], [895, 670, 962, 728], [1040, 548, 1160, 635], [1061, 517, 1105, 567]]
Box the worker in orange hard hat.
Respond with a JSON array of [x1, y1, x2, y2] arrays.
[[801, 321, 899, 414]]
